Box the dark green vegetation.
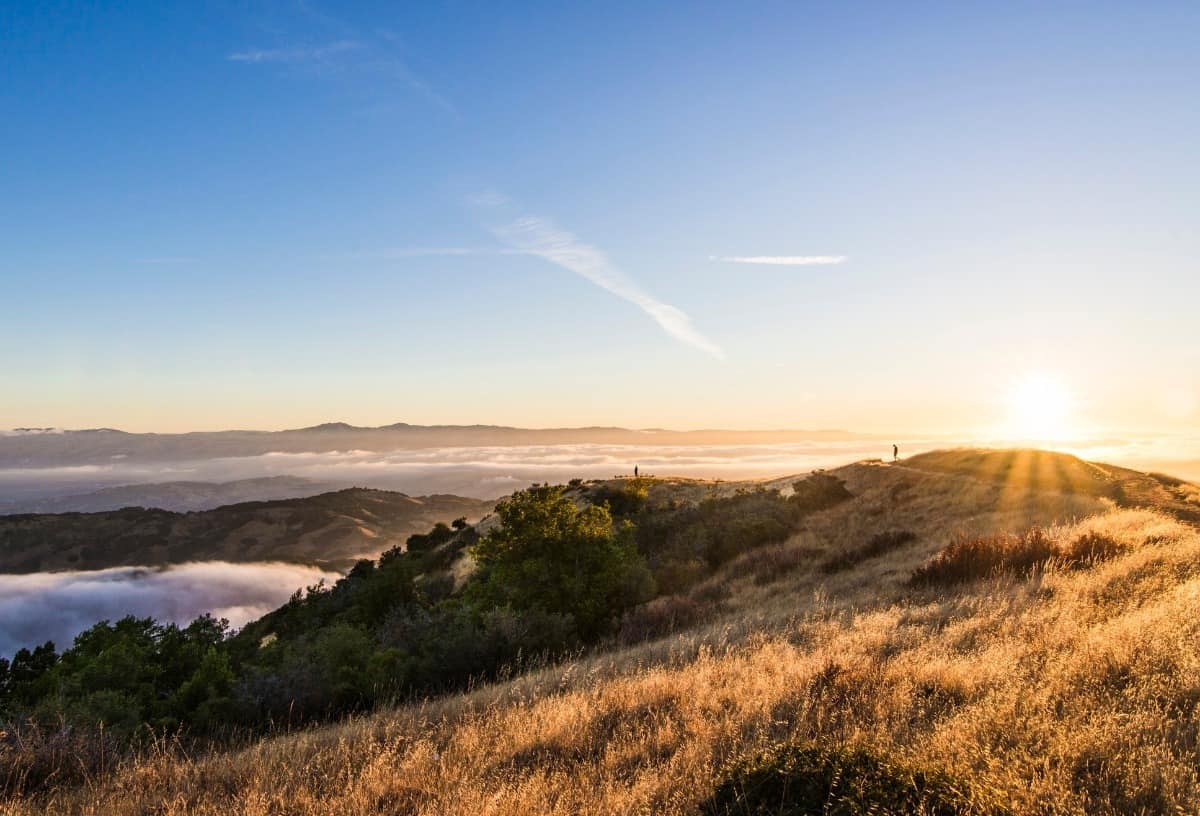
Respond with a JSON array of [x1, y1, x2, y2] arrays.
[[703, 743, 1003, 815], [0, 473, 851, 796], [618, 473, 851, 595], [469, 486, 654, 640], [0, 488, 492, 573]]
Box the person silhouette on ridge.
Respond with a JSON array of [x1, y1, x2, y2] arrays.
[[893, 444, 899, 462]]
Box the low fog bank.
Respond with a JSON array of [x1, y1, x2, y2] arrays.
[[0, 561, 340, 657], [0, 440, 931, 506], [2, 437, 1197, 513]]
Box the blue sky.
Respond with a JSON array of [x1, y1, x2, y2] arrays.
[[2, 1, 1197, 433]]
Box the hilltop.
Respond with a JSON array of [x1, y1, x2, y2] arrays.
[[4, 448, 1200, 815], [0, 489, 493, 573]]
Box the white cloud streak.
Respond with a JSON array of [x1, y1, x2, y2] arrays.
[[370, 247, 528, 258], [225, 28, 455, 114], [710, 255, 847, 266], [227, 40, 361, 63], [492, 215, 725, 359]]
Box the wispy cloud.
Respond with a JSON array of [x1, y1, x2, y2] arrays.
[[139, 256, 196, 266], [227, 40, 361, 64], [374, 247, 488, 257], [226, 25, 455, 114], [710, 255, 847, 266], [491, 214, 724, 359], [331, 247, 529, 262]]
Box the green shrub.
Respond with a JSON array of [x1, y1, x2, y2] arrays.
[[469, 485, 655, 639], [633, 477, 852, 585], [790, 472, 853, 513], [405, 521, 454, 553], [588, 477, 653, 517], [703, 742, 1002, 815]]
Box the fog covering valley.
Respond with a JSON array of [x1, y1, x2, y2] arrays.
[[0, 562, 340, 657]]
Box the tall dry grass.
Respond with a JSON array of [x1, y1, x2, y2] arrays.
[[6, 506, 1199, 815]]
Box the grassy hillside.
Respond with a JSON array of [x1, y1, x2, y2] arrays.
[[0, 489, 493, 572], [903, 448, 1200, 523], [4, 450, 1200, 815]]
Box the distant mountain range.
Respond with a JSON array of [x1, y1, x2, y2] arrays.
[[0, 488, 493, 573], [0, 422, 874, 469]]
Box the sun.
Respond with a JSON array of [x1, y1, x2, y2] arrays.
[[1006, 374, 1075, 441]]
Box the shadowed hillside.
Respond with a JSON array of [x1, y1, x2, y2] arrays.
[[0, 489, 493, 573], [0, 476, 343, 515], [4, 450, 1200, 815]]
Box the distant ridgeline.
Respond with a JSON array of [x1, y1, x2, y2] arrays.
[[0, 489, 493, 573], [0, 473, 853, 748]]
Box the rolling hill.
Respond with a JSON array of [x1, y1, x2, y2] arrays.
[[0, 476, 343, 515], [0, 489, 493, 573]]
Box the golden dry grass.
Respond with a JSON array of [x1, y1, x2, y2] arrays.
[[9, 501, 1200, 816]]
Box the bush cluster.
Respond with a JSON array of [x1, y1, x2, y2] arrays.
[[633, 473, 852, 594], [616, 594, 712, 645], [703, 742, 1003, 816], [910, 528, 1126, 587], [587, 477, 654, 518]]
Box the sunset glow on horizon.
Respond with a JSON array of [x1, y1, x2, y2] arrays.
[[1, 3, 1197, 439]]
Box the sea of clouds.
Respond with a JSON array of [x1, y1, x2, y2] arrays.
[[4, 436, 1199, 503], [0, 562, 340, 657], [0, 439, 923, 501]]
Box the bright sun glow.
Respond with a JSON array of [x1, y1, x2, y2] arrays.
[[1006, 374, 1076, 441]]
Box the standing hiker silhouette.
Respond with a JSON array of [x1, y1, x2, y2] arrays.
[[634, 465, 639, 477], [893, 444, 899, 462]]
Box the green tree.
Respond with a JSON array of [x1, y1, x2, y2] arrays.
[[173, 647, 238, 731], [470, 485, 654, 639]]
